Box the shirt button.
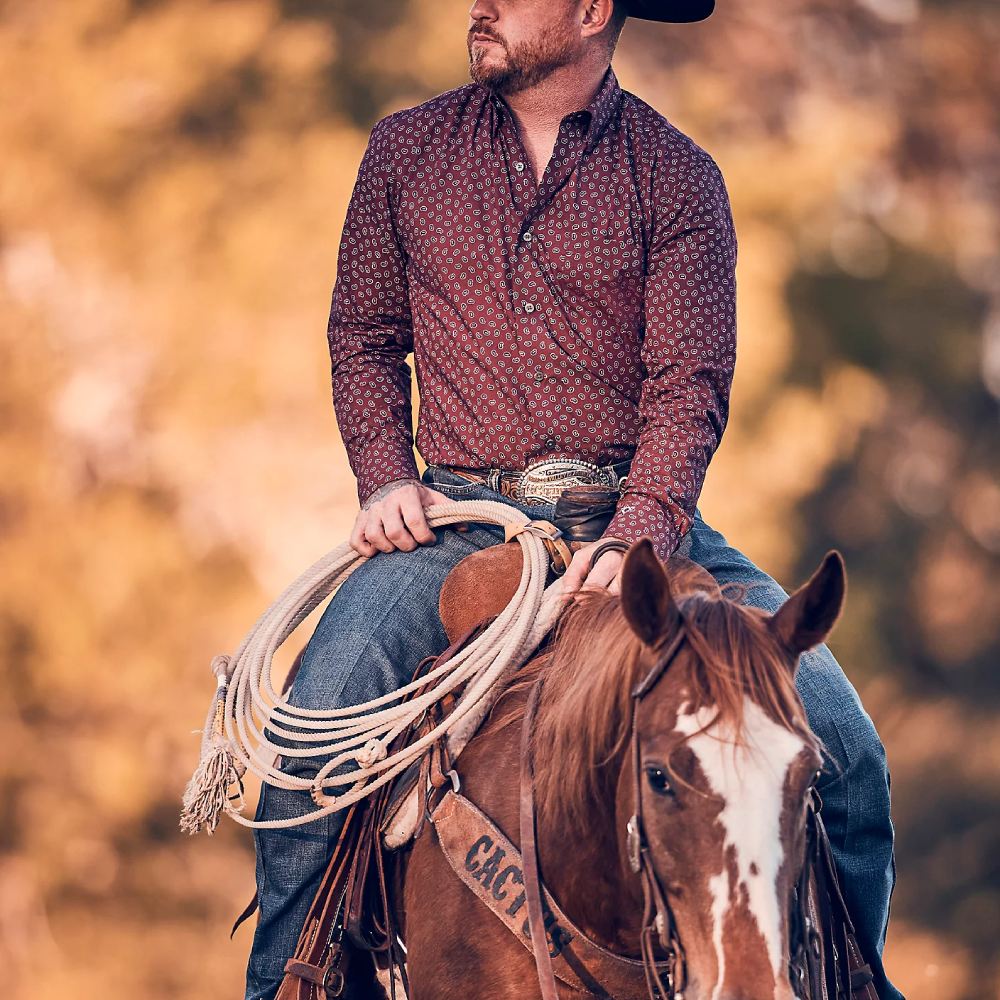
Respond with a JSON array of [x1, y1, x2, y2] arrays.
[[523, 231, 533, 243], [544, 437, 558, 449], [523, 301, 536, 314], [533, 371, 545, 383], [514, 161, 525, 172]]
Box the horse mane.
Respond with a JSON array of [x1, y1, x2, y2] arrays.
[[519, 580, 818, 832]]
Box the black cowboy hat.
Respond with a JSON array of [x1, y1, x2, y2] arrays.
[[620, 0, 714, 22]]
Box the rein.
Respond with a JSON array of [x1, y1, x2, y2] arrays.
[[518, 615, 690, 1000]]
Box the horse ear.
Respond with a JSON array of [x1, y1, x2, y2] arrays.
[[620, 537, 681, 647], [768, 550, 847, 660]]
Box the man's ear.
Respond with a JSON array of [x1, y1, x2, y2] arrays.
[[768, 550, 847, 659], [620, 537, 681, 647]]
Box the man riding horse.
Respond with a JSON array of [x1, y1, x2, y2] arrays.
[[243, 1, 902, 998]]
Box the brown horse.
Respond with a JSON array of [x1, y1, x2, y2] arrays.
[[391, 537, 847, 1000]]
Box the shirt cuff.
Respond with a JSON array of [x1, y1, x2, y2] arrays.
[[353, 436, 421, 506], [602, 493, 692, 563]]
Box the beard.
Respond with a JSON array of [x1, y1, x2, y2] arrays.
[[468, 22, 578, 95]]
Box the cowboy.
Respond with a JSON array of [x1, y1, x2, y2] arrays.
[[244, 2, 902, 998]]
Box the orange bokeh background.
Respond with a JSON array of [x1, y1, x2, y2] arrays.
[[1, 1, 998, 997]]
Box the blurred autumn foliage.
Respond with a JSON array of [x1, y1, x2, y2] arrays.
[[1, 0, 997, 997]]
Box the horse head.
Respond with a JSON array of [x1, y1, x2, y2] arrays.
[[530, 538, 845, 1000], [618, 539, 846, 1000]]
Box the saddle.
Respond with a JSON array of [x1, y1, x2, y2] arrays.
[[272, 619, 492, 1000], [437, 482, 621, 643]]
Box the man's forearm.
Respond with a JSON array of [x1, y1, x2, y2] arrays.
[[327, 314, 420, 502], [603, 487, 693, 562]]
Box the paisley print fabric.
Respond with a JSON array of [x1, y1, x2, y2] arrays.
[[327, 64, 737, 559]]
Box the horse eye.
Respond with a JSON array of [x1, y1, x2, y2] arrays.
[[644, 765, 673, 797]]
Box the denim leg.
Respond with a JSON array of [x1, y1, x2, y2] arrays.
[[245, 465, 561, 1000], [244, 517, 503, 1000], [678, 512, 903, 1000]]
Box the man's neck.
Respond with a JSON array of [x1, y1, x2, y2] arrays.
[[497, 59, 610, 137]]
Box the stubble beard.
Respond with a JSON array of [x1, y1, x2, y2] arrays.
[[469, 25, 579, 96]]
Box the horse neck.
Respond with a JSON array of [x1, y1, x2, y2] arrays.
[[535, 729, 645, 952]]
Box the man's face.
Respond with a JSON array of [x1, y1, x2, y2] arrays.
[[468, 0, 583, 95]]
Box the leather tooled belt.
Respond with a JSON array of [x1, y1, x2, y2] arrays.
[[437, 457, 631, 506]]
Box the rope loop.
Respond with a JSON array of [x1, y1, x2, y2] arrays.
[[180, 499, 573, 834]]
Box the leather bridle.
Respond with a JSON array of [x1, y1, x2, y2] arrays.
[[519, 615, 691, 1000]]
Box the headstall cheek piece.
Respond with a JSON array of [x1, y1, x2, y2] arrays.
[[628, 623, 691, 1000]]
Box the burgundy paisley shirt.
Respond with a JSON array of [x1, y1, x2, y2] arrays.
[[327, 64, 737, 559]]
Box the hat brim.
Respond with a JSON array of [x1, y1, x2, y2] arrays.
[[620, 0, 715, 22]]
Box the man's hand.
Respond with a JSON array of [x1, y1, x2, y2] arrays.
[[350, 478, 453, 557], [559, 538, 629, 603]]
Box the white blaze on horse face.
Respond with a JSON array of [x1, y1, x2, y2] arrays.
[[674, 700, 806, 999]]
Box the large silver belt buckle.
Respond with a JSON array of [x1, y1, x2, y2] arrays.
[[516, 458, 615, 504]]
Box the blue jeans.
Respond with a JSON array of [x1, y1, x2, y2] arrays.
[[245, 466, 901, 1000]]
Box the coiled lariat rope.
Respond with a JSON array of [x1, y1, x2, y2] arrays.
[[180, 500, 572, 835]]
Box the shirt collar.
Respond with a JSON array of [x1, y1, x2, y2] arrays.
[[484, 64, 622, 152]]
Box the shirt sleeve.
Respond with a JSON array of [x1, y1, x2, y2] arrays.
[[602, 153, 737, 561], [327, 115, 420, 506]]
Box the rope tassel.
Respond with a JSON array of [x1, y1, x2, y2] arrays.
[[180, 655, 245, 835]]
